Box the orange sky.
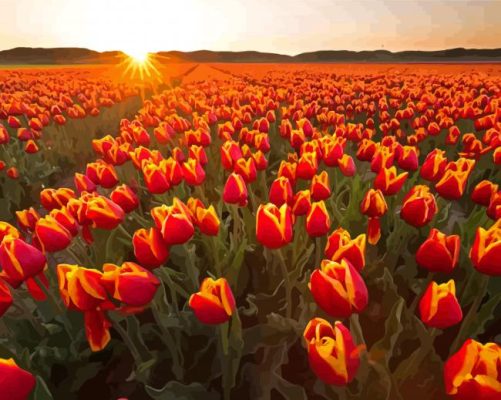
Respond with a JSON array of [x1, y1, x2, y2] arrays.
[[0, 0, 499, 55]]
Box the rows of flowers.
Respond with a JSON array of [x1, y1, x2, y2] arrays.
[[0, 65, 500, 399]]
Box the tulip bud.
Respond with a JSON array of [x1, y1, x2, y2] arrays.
[[86, 160, 119, 189], [102, 262, 160, 307], [338, 154, 356, 177], [132, 227, 169, 269], [397, 145, 419, 171], [189, 277, 236, 324], [159, 202, 195, 245], [309, 259, 368, 317], [0, 358, 36, 400], [400, 185, 437, 227], [416, 229, 460, 273], [444, 339, 501, 399], [303, 318, 360, 385], [306, 201, 331, 237], [57, 264, 107, 311], [74, 172, 97, 194], [0, 236, 46, 288], [142, 161, 170, 194], [40, 187, 76, 211], [487, 191, 501, 220], [234, 157, 257, 183], [269, 177, 293, 206], [110, 184, 139, 213], [419, 280, 462, 329], [0, 222, 20, 242], [278, 161, 297, 186], [223, 173, 248, 206], [470, 220, 501, 276], [182, 158, 206, 186]]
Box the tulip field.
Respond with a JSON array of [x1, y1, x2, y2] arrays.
[[0, 63, 500, 400]]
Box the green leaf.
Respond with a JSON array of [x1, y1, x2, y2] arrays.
[[145, 382, 219, 400], [33, 376, 54, 400]]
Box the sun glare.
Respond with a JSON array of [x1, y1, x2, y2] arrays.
[[126, 50, 150, 64]]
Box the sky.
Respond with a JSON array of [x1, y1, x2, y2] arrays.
[[0, 0, 499, 55]]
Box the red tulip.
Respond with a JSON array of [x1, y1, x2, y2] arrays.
[[309, 259, 368, 317], [470, 219, 501, 276], [84, 309, 111, 352], [416, 229, 460, 273], [110, 184, 139, 213], [325, 228, 366, 271], [0, 358, 36, 400], [310, 171, 331, 201], [223, 173, 248, 206], [471, 180, 498, 207], [189, 277, 236, 324], [85, 196, 125, 230], [0, 278, 13, 317], [256, 203, 293, 249], [35, 215, 73, 252], [374, 166, 408, 196], [133, 227, 169, 269], [419, 280, 462, 329], [400, 185, 437, 227], [306, 201, 330, 237], [269, 177, 293, 206], [303, 318, 360, 385], [292, 189, 312, 216]]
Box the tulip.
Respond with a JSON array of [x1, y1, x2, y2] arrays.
[[306, 201, 331, 237], [0, 358, 36, 400], [400, 185, 437, 227], [35, 215, 73, 252], [102, 262, 160, 307], [182, 158, 206, 186], [0, 236, 46, 288], [278, 161, 297, 186], [269, 177, 293, 206], [142, 161, 170, 194], [420, 149, 447, 182], [189, 277, 236, 324], [309, 259, 368, 317], [0, 222, 20, 241], [86, 160, 119, 189], [234, 157, 257, 183], [303, 318, 360, 385], [487, 191, 501, 220], [325, 228, 366, 271], [310, 171, 331, 201], [132, 227, 169, 269], [223, 173, 248, 207], [444, 339, 501, 400], [194, 205, 220, 236], [322, 137, 345, 166], [57, 264, 107, 311], [397, 145, 419, 171], [435, 167, 471, 200], [74, 173, 97, 194], [416, 229, 460, 273], [292, 189, 312, 216], [85, 196, 125, 230], [40, 188, 76, 211], [84, 309, 111, 352], [374, 166, 408, 196], [110, 184, 139, 213], [256, 203, 293, 248], [15, 208, 40, 232], [0, 278, 13, 317], [471, 180, 498, 207], [220, 140, 243, 170], [356, 139, 377, 161], [159, 202, 195, 245], [338, 154, 356, 177], [419, 280, 462, 329], [163, 158, 183, 186], [24, 139, 39, 154], [360, 189, 387, 244], [6, 167, 19, 179], [470, 220, 501, 276], [297, 152, 318, 180]]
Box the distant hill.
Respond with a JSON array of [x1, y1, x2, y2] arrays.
[[1, 47, 501, 65]]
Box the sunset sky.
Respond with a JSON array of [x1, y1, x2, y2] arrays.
[[0, 0, 499, 55]]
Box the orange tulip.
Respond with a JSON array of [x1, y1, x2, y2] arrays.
[[0, 358, 36, 400], [40, 187, 76, 211], [309, 259, 368, 317], [338, 154, 356, 177], [15, 207, 40, 232], [419, 280, 462, 329], [256, 203, 293, 249], [435, 159, 475, 200], [303, 318, 360, 385], [360, 189, 387, 244], [470, 219, 501, 276], [74, 172, 97, 194], [189, 277, 236, 324], [194, 205, 220, 236]]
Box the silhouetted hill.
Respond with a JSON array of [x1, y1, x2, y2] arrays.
[[1, 47, 501, 65]]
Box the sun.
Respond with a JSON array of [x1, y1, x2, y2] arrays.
[[126, 49, 150, 64]]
